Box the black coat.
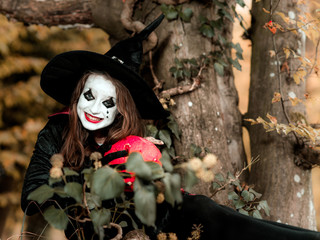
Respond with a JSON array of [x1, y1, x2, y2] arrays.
[[21, 114, 320, 240]]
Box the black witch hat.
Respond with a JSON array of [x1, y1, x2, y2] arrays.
[[40, 14, 168, 120]]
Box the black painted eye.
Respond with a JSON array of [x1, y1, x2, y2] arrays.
[[84, 89, 94, 101], [103, 98, 115, 108]]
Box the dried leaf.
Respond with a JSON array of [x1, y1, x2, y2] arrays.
[[263, 8, 270, 13], [283, 48, 291, 59], [276, 12, 289, 23], [281, 61, 290, 73], [267, 113, 277, 124], [269, 50, 276, 57], [272, 92, 281, 103]]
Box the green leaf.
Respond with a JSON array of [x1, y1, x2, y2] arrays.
[[249, 188, 262, 199], [180, 8, 193, 22], [160, 148, 173, 172], [90, 208, 111, 234], [241, 190, 254, 202], [228, 57, 242, 71], [169, 66, 178, 73], [43, 206, 69, 230], [184, 169, 198, 192], [214, 62, 224, 76], [48, 177, 63, 186], [189, 143, 202, 157], [146, 124, 158, 138], [85, 192, 102, 209], [228, 191, 239, 201], [133, 179, 156, 226], [167, 115, 180, 140], [183, 68, 191, 78], [236, 0, 246, 7], [126, 152, 152, 181], [252, 210, 263, 219], [214, 173, 225, 183], [259, 200, 270, 216], [165, 7, 179, 21], [27, 184, 54, 204], [92, 166, 125, 200], [212, 182, 221, 190], [64, 182, 83, 203], [199, 24, 214, 38], [145, 161, 165, 180], [238, 208, 249, 216], [199, 15, 208, 25], [63, 167, 79, 177], [159, 130, 172, 148], [54, 187, 68, 198], [163, 173, 174, 206], [170, 173, 183, 204], [219, 8, 234, 22]]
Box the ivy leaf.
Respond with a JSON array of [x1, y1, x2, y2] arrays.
[[159, 130, 172, 148], [214, 173, 225, 183], [146, 124, 158, 138], [160, 148, 173, 172], [236, 0, 246, 7], [184, 169, 198, 192], [86, 192, 102, 209], [259, 200, 270, 216], [90, 208, 111, 234], [238, 208, 249, 216], [252, 210, 263, 219], [145, 161, 165, 180], [126, 152, 152, 181], [63, 167, 79, 177], [214, 62, 224, 76], [133, 179, 156, 226], [165, 7, 179, 20], [91, 166, 125, 200], [249, 188, 262, 199], [228, 57, 242, 71], [64, 182, 83, 203], [27, 184, 54, 204], [241, 190, 254, 202], [43, 206, 69, 230], [180, 8, 193, 22], [167, 115, 180, 140], [170, 173, 183, 204], [199, 24, 214, 38]]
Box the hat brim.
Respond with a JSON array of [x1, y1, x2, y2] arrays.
[[40, 51, 168, 120]]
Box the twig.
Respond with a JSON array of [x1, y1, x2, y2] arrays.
[[306, 37, 320, 78], [159, 64, 205, 98], [209, 156, 260, 198], [270, 0, 300, 143], [109, 223, 123, 240], [149, 51, 163, 94]]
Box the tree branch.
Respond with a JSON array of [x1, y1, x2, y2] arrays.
[[120, 0, 159, 53], [0, 0, 93, 26]]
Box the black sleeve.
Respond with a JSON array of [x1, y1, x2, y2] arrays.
[[21, 115, 67, 216]]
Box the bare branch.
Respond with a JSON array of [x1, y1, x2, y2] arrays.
[[120, 0, 159, 53], [0, 0, 93, 26]]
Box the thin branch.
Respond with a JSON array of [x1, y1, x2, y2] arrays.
[[270, 0, 300, 144], [209, 156, 260, 198], [306, 37, 320, 78], [149, 51, 163, 94], [159, 65, 205, 98]]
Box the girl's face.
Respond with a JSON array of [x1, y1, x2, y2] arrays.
[[77, 74, 118, 131]]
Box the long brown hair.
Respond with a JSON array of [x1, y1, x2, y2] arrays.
[[61, 71, 144, 170]]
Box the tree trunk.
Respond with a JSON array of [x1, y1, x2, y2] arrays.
[[136, 1, 246, 204], [247, 0, 316, 229]]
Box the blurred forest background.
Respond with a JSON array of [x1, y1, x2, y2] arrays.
[[0, 0, 320, 239]]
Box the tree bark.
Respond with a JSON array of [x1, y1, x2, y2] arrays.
[[0, 0, 93, 26], [247, 0, 316, 229]]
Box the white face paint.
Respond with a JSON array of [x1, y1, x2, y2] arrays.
[[77, 74, 118, 131]]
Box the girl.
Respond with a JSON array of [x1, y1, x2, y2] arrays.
[[21, 15, 320, 240]]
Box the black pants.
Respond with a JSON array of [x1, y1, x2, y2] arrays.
[[159, 194, 320, 240]]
